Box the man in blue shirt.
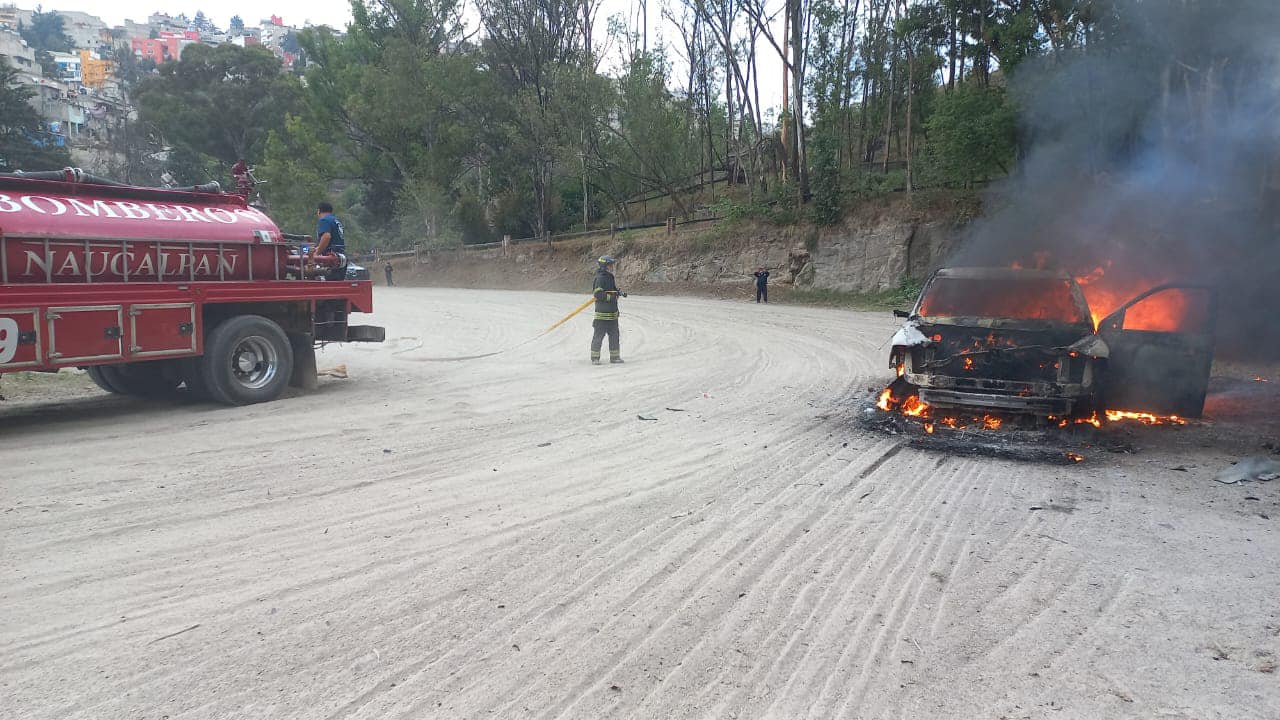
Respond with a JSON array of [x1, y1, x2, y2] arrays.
[[313, 201, 346, 280]]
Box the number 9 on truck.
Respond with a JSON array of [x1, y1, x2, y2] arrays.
[[0, 317, 19, 365]]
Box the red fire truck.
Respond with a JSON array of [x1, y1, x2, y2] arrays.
[[0, 169, 384, 405]]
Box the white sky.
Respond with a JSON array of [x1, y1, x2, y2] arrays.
[[28, 0, 788, 114], [31, 1, 354, 28]]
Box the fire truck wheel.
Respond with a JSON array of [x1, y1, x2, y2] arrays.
[[97, 362, 185, 397], [86, 366, 125, 394], [179, 359, 213, 400], [200, 315, 294, 406]]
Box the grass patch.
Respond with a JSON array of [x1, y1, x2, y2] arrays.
[[787, 278, 922, 311], [4, 368, 89, 387]]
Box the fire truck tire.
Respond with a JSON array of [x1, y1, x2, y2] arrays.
[[97, 362, 185, 397], [199, 315, 294, 406], [179, 359, 213, 400], [86, 366, 125, 394]]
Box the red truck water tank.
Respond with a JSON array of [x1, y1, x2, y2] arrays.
[[0, 174, 287, 284]]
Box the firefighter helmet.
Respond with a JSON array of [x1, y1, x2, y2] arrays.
[[597, 255, 617, 267]]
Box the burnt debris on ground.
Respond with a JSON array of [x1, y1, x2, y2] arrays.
[[855, 394, 1202, 465]]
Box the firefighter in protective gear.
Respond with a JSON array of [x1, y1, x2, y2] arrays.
[[591, 255, 626, 364]]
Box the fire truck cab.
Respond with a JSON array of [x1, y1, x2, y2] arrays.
[[0, 170, 385, 405]]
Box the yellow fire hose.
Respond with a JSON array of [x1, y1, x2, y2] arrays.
[[394, 295, 598, 361], [545, 296, 596, 333]]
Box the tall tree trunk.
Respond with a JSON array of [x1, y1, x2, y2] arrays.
[[978, 0, 989, 87], [904, 46, 914, 196], [948, 4, 956, 90], [790, 0, 809, 202], [642, 0, 648, 53], [723, 0, 734, 183], [882, 33, 896, 174], [581, 132, 590, 226], [859, 74, 871, 163], [835, 0, 855, 170], [780, 3, 791, 183], [702, 20, 715, 199], [750, 29, 763, 197]]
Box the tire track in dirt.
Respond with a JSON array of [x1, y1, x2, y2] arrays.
[[518, 440, 929, 718], [9, 289, 1270, 720], [335, 351, 865, 712], [10, 293, 875, 717], [672, 448, 956, 718], [749, 452, 974, 717]]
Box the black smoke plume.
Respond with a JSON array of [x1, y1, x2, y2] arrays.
[[952, 0, 1280, 358]]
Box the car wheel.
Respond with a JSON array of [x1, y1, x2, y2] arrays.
[[198, 315, 294, 406]]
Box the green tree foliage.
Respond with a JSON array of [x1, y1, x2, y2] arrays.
[[808, 132, 841, 225], [19, 8, 72, 52], [259, 116, 334, 235], [192, 11, 218, 34], [229, 15, 245, 34], [594, 52, 701, 221], [19, 8, 73, 77], [134, 44, 301, 183], [924, 83, 1016, 187], [203, 0, 1171, 246], [0, 57, 72, 171]]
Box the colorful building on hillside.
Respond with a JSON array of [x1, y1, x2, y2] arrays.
[[78, 49, 113, 88], [51, 51, 81, 82], [131, 32, 190, 63]]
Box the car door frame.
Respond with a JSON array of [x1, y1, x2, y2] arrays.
[[1096, 283, 1217, 417]]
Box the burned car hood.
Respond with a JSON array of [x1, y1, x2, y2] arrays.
[[892, 317, 1106, 358]]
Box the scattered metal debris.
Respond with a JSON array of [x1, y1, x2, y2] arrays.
[[859, 400, 1099, 464]]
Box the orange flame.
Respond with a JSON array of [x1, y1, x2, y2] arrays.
[[900, 395, 930, 417], [1066, 452, 1085, 463], [877, 388, 894, 411], [876, 382, 1006, 431], [1105, 409, 1186, 425], [1071, 263, 1207, 333], [1052, 410, 1185, 427]]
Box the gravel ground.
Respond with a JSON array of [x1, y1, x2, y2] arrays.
[[2, 288, 1277, 719]]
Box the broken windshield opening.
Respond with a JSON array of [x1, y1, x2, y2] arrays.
[[918, 277, 1090, 324]]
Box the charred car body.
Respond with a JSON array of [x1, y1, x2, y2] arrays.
[[888, 268, 1216, 419]]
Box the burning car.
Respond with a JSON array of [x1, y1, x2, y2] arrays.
[[884, 267, 1216, 421]]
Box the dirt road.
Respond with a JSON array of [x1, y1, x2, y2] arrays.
[[3, 289, 1277, 719]]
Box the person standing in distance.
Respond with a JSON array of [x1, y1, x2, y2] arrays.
[[753, 266, 770, 303], [384, 261, 395, 286], [313, 202, 346, 281], [591, 255, 626, 364]]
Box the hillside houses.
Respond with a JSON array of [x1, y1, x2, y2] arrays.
[[1, 4, 328, 171]]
